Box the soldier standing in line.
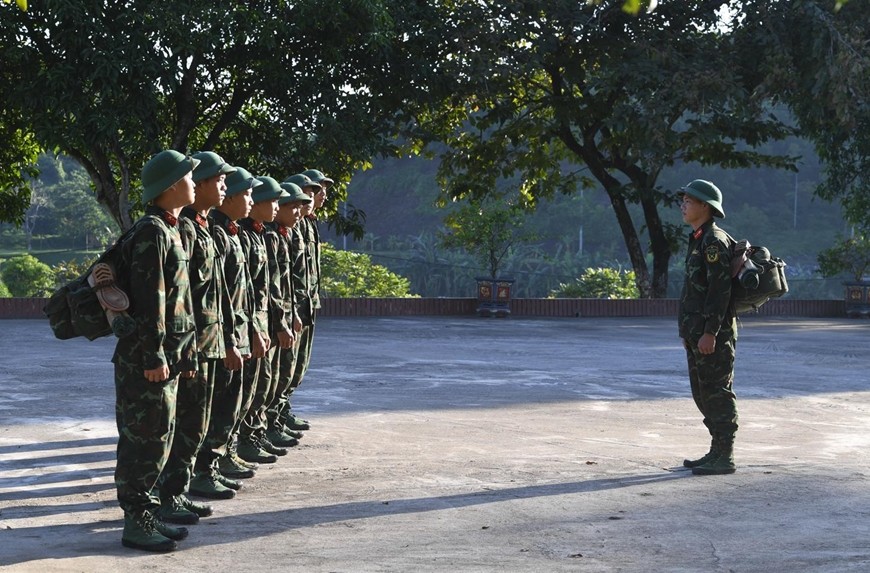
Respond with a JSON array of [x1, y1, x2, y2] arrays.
[[236, 176, 288, 464], [280, 171, 328, 432], [156, 152, 236, 521], [240, 177, 300, 456], [678, 179, 739, 476], [114, 150, 199, 552], [264, 182, 313, 446], [191, 167, 259, 496]]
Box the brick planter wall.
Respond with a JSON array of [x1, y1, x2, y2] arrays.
[[5, 296, 846, 320]]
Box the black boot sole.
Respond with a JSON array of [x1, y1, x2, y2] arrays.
[[122, 539, 177, 552]]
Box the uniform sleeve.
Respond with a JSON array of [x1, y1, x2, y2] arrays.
[[127, 222, 170, 370], [265, 232, 289, 333], [702, 233, 733, 336], [212, 227, 238, 349]]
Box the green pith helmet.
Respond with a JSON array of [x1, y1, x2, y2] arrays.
[[191, 151, 237, 183], [141, 150, 200, 204], [680, 179, 725, 218], [302, 168, 334, 187], [279, 182, 313, 205], [283, 173, 322, 192], [225, 167, 262, 197], [251, 176, 283, 203]]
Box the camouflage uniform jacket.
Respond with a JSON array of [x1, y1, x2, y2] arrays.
[[264, 221, 296, 336], [238, 217, 270, 338], [291, 221, 314, 325], [211, 209, 252, 356], [179, 207, 225, 359], [678, 219, 736, 342], [112, 206, 197, 373], [302, 215, 321, 310]]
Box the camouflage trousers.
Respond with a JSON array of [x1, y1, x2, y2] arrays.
[[232, 353, 263, 440], [266, 338, 301, 428], [241, 345, 278, 436], [159, 356, 216, 496], [195, 359, 244, 472], [289, 318, 316, 393], [113, 360, 178, 514], [685, 333, 739, 445]]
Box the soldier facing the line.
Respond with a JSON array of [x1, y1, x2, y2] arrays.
[[678, 179, 739, 476]]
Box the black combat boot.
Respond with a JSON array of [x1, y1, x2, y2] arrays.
[[683, 438, 719, 468], [692, 443, 736, 475], [121, 510, 177, 552]]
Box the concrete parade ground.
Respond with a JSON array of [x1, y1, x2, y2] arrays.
[[1, 315, 869, 572]]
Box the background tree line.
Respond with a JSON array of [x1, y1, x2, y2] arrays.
[[1, 0, 867, 299]]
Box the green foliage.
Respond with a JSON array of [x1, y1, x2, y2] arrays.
[[549, 268, 639, 300], [1, 0, 28, 11], [0, 278, 11, 298], [817, 234, 870, 281], [0, 122, 40, 226], [741, 1, 870, 229], [439, 197, 531, 279], [0, 0, 415, 231], [0, 253, 55, 297], [52, 257, 97, 288], [401, 1, 799, 298], [320, 243, 415, 298]]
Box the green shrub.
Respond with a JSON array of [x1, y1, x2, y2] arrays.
[[549, 267, 639, 299], [817, 234, 870, 281], [0, 254, 56, 297], [52, 257, 97, 287], [321, 243, 416, 297], [0, 279, 11, 297]]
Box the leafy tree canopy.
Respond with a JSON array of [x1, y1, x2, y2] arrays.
[[396, 0, 800, 297], [0, 0, 428, 233], [737, 0, 870, 228]]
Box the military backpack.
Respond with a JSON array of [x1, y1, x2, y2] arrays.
[[729, 238, 789, 314], [43, 216, 159, 341]]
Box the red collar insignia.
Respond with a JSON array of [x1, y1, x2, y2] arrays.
[[227, 221, 238, 235], [162, 212, 178, 227], [692, 227, 703, 240], [195, 214, 208, 228], [278, 225, 288, 238], [252, 221, 264, 234]]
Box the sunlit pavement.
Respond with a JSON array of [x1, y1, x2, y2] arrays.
[[2, 316, 869, 572]]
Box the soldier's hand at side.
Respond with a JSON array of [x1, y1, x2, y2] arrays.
[[224, 346, 243, 371], [698, 333, 716, 355], [144, 365, 170, 382], [277, 330, 293, 349], [252, 333, 266, 358], [293, 315, 302, 334]]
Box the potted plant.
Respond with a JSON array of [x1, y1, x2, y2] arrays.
[[817, 233, 870, 317], [439, 197, 529, 316]]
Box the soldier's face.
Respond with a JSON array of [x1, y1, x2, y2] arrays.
[[223, 188, 252, 220], [197, 174, 226, 208], [314, 188, 327, 209], [250, 199, 278, 222], [276, 202, 303, 226], [680, 194, 710, 228], [301, 191, 315, 216], [164, 172, 196, 209]]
